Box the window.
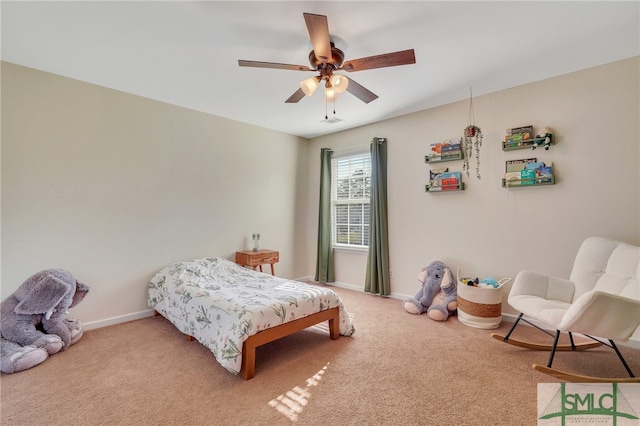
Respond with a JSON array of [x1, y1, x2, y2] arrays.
[[331, 152, 371, 248]]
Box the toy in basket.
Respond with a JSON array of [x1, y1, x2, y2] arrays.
[[457, 272, 511, 329]]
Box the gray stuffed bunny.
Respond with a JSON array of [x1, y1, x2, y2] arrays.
[[402, 260, 457, 321], [0, 269, 89, 373]]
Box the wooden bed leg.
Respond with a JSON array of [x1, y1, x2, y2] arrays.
[[241, 341, 256, 380], [328, 316, 340, 340], [153, 310, 161, 317]]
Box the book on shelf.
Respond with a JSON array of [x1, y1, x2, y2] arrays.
[[505, 172, 521, 187], [429, 140, 453, 153], [506, 125, 534, 136], [506, 158, 537, 173], [524, 161, 545, 170], [441, 151, 461, 158], [441, 143, 461, 152], [534, 165, 553, 183], [441, 171, 461, 180], [504, 161, 554, 186], [441, 171, 461, 190], [428, 140, 462, 159], [429, 167, 448, 187], [503, 126, 535, 148], [442, 177, 458, 185], [520, 169, 535, 185], [504, 132, 533, 144], [439, 152, 462, 161]]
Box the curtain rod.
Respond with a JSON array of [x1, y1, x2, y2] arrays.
[[324, 138, 385, 156]]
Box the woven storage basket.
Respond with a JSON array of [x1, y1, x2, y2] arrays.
[[456, 273, 511, 329]]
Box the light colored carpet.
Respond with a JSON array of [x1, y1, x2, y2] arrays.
[[1, 284, 638, 425]]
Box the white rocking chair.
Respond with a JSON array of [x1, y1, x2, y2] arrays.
[[493, 236, 640, 382]]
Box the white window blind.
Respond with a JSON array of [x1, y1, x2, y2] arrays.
[[331, 152, 371, 248]]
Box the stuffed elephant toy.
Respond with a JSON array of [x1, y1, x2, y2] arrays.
[[0, 269, 89, 373], [402, 260, 457, 321]]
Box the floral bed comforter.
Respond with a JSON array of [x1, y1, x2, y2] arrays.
[[148, 257, 354, 375]]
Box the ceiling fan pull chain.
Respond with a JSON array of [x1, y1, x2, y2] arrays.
[[325, 96, 328, 120]]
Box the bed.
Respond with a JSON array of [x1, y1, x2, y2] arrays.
[[148, 256, 355, 379]]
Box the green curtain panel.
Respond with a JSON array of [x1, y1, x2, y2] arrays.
[[365, 138, 391, 295], [315, 148, 335, 283]]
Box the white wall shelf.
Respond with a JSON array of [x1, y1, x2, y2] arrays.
[[425, 152, 463, 163], [425, 183, 465, 192], [502, 175, 555, 188]]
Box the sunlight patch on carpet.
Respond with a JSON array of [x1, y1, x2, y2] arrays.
[[267, 362, 330, 421]]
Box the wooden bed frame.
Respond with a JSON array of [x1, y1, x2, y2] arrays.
[[155, 306, 340, 380]]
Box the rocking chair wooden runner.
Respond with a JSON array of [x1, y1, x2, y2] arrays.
[[492, 237, 640, 382]]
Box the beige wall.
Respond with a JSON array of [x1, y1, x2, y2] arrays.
[[306, 57, 640, 321], [2, 57, 639, 338], [1, 62, 310, 326]]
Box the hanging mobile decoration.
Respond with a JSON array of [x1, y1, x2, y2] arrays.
[[462, 88, 483, 179]]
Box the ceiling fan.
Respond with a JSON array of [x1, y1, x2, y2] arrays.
[[238, 12, 416, 105]]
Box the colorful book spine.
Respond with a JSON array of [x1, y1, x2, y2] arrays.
[[429, 140, 462, 159], [534, 166, 553, 183], [520, 169, 535, 185], [506, 125, 534, 135], [441, 171, 461, 190]]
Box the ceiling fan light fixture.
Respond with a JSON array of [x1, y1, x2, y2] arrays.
[[300, 76, 320, 96], [325, 86, 338, 102], [329, 74, 349, 93]]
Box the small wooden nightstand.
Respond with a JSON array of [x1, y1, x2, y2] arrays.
[[235, 249, 279, 275]]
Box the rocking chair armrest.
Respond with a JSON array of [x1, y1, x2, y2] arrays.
[[558, 291, 640, 341], [509, 270, 575, 304]]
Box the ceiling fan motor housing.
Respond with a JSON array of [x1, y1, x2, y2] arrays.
[[308, 43, 345, 69]]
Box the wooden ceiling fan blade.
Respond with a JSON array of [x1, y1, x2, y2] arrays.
[[340, 49, 416, 72], [345, 78, 378, 104], [303, 13, 331, 63], [238, 60, 314, 71], [285, 88, 306, 103]]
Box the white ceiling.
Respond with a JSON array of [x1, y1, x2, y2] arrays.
[[2, 1, 638, 139]]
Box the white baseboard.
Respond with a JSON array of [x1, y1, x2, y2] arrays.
[[299, 276, 412, 300], [83, 309, 155, 331]]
